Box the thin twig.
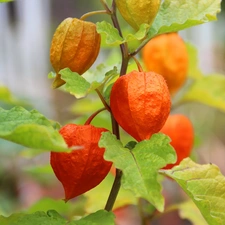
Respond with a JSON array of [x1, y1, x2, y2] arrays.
[[80, 10, 109, 21], [129, 38, 150, 57], [95, 89, 111, 112], [84, 108, 106, 125], [100, 0, 112, 13], [131, 55, 144, 72]]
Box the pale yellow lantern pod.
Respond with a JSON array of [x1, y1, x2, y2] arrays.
[[115, 0, 161, 30]]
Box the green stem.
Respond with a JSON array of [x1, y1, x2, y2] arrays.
[[80, 10, 109, 21], [104, 0, 130, 212], [104, 169, 122, 211], [110, 0, 130, 76], [95, 89, 111, 112], [100, 0, 111, 13], [132, 55, 144, 72], [111, 116, 120, 139], [84, 108, 106, 125], [129, 38, 150, 57]]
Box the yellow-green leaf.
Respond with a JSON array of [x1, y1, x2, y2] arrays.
[[99, 132, 176, 212], [181, 74, 225, 112], [178, 200, 208, 225], [0, 106, 68, 152], [148, 0, 221, 39], [161, 158, 225, 225]]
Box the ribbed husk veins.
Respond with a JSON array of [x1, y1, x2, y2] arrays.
[[50, 124, 112, 201], [115, 0, 161, 30], [160, 114, 194, 169], [110, 71, 171, 142], [50, 18, 101, 88]]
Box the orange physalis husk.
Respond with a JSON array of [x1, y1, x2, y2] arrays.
[[160, 114, 194, 169], [50, 18, 101, 88], [50, 124, 112, 201], [110, 70, 171, 142], [142, 33, 188, 95]]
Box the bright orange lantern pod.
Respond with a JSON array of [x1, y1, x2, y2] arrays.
[[160, 114, 194, 169], [142, 33, 188, 95], [50, 124, 112, 201], [110, 70, 171, 142], [50, 18, 101, 88]]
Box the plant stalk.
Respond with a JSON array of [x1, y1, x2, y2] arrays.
[[132, 55, 144, 72], [84, 108, 106, 125], [100, 0, 111, 13], [104, 0, 130, 212], [129, 38, 150, 57], [95, 89, 111, 112], [110, 0, 129, 76], [104, 169, 123, 211]]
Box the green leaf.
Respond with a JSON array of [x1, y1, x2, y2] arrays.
[[180, 74, 225, 112], [178, 201, 208, 225], [60, 68, 91, 99], [48, 71, 56, 79], [186, 42, 203, 79], [103, 83, 113, 105], [60, 66, 118, 99], [0, 106, 68, 152], [0, 85, 28, 106], [124, 23, 150, 42], [27, 197, 87, 219], [84, 173, 136, 213], [96, 21, 124, 46], [148, 0, 221, 39], [71, 210, 115, 225], [82, 64, 118, 92], [0, 210, 115, 225], [124, 141, 137, 150], [99, 132, 176, 212], [0, 210, 66, 225], [97, 21, 150, 47], [161, 158, 225, 225], [19, 148, 48, 158]]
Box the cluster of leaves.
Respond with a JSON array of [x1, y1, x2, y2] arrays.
[[0, 210, 115, 225], [0, 0, 225, 224]]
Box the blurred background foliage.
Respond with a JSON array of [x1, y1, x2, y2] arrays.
[[0, 0, 225, 224]]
